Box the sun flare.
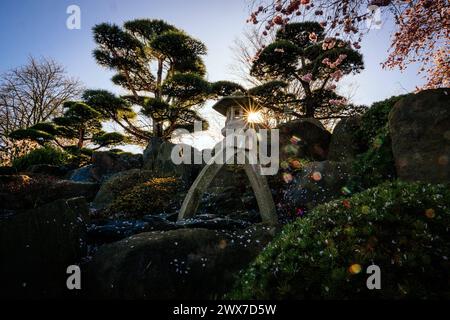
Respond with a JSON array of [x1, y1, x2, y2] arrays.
[[246, 110, 263, 123]]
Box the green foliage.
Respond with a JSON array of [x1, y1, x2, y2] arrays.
[[106, 176, 181, 218], [252, 40, 301, 80], [141, 98, 171, 121], [357, 94, 408, 148], [276, 21, 325, 46], [82, 90, 135, 119], [347, 95, 409, 191], [92, 19, 215, 138], [210, 81, 246, 97], [150, 30, 207, 75], [124, 18, 176, 39], [92, 132, 126, 147], [229, 181, 450, 299], [349, 127, 396, 191], [162, 72, 210, 103], [92, 23, 143, 71], [12, 146, 69, 171], [250, 22, 364, 119], [28, 123, 60, 137], [249, 81, 294, 105], [9, 97, 126, 155], [9, 128, 54, 143], [94, 169, 156, 208]]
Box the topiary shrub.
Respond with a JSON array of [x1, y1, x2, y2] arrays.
[[12, 146, 70, 171], [228, 181, 450, 299], [105, 177, 183, 218]]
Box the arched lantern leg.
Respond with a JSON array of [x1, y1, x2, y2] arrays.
[[177, 139, 278, 225]]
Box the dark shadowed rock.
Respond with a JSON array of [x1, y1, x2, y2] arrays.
[[0, 175, 99, 210], [87, 215, 253, 245], [175, 217, 251, 230], [0, 166, 17, 175], [68, 164, 96, 183], [284, 161, 353, 211], [85, 224, 278, 299], [277, 118, 331, 162], [87, 219, 155, 244], [389, 89, 450, 183], [91, 151, 143, 182], [0, 197, 88, 298], [26, 164, 70, 177], [328, 116, 363, 162]]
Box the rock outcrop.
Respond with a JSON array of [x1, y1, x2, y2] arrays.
[[328, 116, 363, 162], [0, 197, 89, 298], [90, 151, 143, 182], [86, 224, 278, 299], [0, 175, 98, 211], [389, 89, 450, 183]]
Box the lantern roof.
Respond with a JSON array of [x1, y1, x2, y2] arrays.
[[212, 94, 259, 116]]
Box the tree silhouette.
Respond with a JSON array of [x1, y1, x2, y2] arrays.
[[250, 22, 364, 119], [10, 100, 126, 152], [92, 19, 215, 140]]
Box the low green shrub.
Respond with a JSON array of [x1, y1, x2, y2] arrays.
[[228, 181, 450, 299], [12, 146, 70, 171]]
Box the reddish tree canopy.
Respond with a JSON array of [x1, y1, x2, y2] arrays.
[[247, 0, 450, 89]]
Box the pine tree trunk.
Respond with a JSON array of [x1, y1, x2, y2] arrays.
[[77, 128, 84, 149]]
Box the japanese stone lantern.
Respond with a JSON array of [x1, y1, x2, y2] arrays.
[[177, 94, 278, 225], [213, 95, 256, 136]]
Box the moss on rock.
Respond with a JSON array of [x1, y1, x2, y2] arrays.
[[92, 169, 156, 210], [105, 176, 183, 218]]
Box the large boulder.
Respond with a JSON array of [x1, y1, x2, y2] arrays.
[[0, 197, 89, 298], [277, 118, 331, 162], [85, 224, 278, 299], [389, 89, 450, 183], [0, 175, 99, 211], [143, 140, 202, 184], [284, 161, 353, 212], [68, 164, 96, 183], [328, 116, 363, 162], [90, 151, 143, 182]]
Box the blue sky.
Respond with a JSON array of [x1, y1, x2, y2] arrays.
[[0, 0, 426, 149]]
